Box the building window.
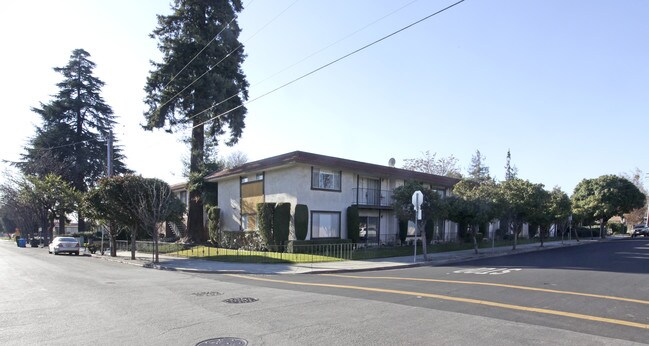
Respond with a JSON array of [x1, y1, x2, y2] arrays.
[[178, 191, 188, 206], [311, 167, 341, 191], [242, 214, 257, 231], [311, 211, 341, 239]]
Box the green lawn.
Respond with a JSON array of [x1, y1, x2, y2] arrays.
[[169, 245, 345, 264], [161, 237, 561, 264]]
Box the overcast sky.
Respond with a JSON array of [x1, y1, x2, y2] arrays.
[[1, 0, 647, 193]]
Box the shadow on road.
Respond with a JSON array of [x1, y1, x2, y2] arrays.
[[452, 238, 649, 274]]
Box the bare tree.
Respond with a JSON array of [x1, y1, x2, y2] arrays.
[[126, 178, 184, 263], [224, 151, 248, 169], [403, 151, 462, 178]]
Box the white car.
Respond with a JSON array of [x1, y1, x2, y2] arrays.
[[48, 236, 80, 255]]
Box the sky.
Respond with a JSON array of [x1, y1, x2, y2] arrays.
[[1, 0, 648, 194]]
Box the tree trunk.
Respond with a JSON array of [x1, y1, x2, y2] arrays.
[[512, 222, 518, 250], [600, 218, 607, 239], [472, 225, 478, 254], [58, 214, 66, 235], [130, 228, 136, 260], [188, 120, 205, 242]]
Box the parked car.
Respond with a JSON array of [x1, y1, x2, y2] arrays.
[[631, 227, 649, 238], [48, 236, 80, 255]]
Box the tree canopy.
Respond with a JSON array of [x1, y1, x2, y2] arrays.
[[144, 0, 249, 242], [572, 175, 645, 237], [18, 49, 128, 232]]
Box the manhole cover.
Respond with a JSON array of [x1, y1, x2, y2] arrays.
[[196, 337, 248, 346], [223, 297, 258, 304], [192, 291, 223, 297]]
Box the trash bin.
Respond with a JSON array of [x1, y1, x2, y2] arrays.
[[17, 239, 27, 248]]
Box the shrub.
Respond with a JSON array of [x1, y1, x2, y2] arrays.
[[221, 230, 264, 250], [274, 203, 291, 245], [257, 203, 276, 246], [398, 219, 408, 244], [207, 206, 221, 245], [346, 205, 360, 243], [608, 222, 625, 234], [294, 204, 308, 241]]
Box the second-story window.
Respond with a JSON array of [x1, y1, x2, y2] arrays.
[[311, 167, 341, 191]]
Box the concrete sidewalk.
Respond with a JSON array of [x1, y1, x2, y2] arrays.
[[91, 239, 594, 274]]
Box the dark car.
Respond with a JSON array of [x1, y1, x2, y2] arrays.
[[631, 227, 649, 238]]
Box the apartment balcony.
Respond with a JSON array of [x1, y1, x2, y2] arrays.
[[352, 188, 393, 209]]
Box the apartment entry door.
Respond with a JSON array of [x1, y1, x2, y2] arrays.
[[359, 216, 380, 243]]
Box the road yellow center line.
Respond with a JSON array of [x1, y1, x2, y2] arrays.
[[226, 274, 649, 330], [320, 274, 649, 305]]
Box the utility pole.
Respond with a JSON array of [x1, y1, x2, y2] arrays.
[[101, 130, 113, 256]]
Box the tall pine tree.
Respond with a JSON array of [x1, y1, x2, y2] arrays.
[[144, 0, 249, 242], [467, 150, 491, 183], [19, 49, 128, 232]]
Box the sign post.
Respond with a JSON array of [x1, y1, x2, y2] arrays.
[[412, 191, 423, 263]]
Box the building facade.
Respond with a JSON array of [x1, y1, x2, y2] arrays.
[[171, 151, 460, 243]]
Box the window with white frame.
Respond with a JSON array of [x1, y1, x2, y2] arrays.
[[311, 211, 341, 239], [311, 167, 341, 191]]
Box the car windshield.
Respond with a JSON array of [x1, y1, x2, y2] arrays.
[[57, 237, 77, 242]]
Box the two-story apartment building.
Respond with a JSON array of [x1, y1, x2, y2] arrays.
[[176, 151, 459, 243]]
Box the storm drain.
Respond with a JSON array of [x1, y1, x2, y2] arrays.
[[192, 291, 223, 297], [195, 337, 248, 346], [223, 297, 258, 304]]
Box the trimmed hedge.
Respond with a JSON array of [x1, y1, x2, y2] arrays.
[[207, 206, 221, 244], [257, 202, 276, 246], [221, 230, 264, 250], [274, 203, 291, 245], [294, 204, 308, 241], [398, 219, 408, 244], [346, 205, 360, 243]]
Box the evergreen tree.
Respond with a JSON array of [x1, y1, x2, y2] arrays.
[[467, 150, 490, 183], [18, 49, 128, 232], [504, 149, 518, 181], [144, 0, 249, 242]]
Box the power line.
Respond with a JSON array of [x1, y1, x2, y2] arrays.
[[192, 0, 467, 129], [153, 0, 296, 118], [185, 0, 418, 123]]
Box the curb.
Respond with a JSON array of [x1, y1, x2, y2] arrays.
[[89, 239, 595, 275]]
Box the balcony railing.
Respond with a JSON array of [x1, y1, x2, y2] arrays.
[[352, 188, 393, 208]]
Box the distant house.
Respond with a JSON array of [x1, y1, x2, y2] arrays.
[[172, 151, 460, 243]]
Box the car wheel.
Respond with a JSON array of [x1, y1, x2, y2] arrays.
[[74, 251, 79, 256]]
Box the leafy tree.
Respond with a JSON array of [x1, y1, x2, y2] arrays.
[[19, 49, 128, 233], [467, 150, 491, 183], [500, 178, 547, 249], [26, 174, 80, 239], [547, 187, 571, 241], [621, 169, 647, 227], [85, 175, 184, 260], [392, 181, 448, 260], [403, 151, 462, 178], [571, 175, 645, 238], [144, 0, 249, 242], [448, 180, 501, 253]]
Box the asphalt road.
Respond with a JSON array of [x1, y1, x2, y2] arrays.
[[1, 238, 647, 345]]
